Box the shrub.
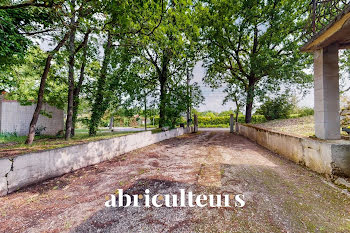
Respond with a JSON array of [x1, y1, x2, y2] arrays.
[[294, 107, 314, 117], [76, 117, 90, 128], [0, 132, 21, 144], [35, 126, 46, 136], [218, 110, 235, 117], [0, 132, 17, 138], [289, 114, 300, 119], [198, 124, 230, 128], [256, 95, 294, 121]]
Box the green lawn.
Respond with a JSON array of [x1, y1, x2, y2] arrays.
[[0, 130, 137, 158]]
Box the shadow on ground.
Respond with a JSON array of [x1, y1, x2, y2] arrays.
[[72, 179, 208, 233], [0, 131, 349, 233]]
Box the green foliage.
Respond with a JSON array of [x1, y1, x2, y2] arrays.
[[0, 132, 21, 144], [0, 0, 316, 143], [198, 115, 266, 125], [35, 126, 47, 136], [198, 0, 313, 122], [201, 111, 218, 117], [256, 95, 294, 121], [292, 107, 314, 117], [0, 6, 54, 67], [198, 124, 229, 128], [123, 0, 202, 127], [0, 9, 31, 66], [3, 46, 67, 109], [77, 117, 90, 129], [218, 110, 235, 117]]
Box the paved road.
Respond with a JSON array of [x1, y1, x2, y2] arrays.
[[95, 127, 156, 132], [199, 127, 229, 131], [0, 131, 349, 232]]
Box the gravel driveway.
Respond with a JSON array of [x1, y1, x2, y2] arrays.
[[0, 131, 349, 232]]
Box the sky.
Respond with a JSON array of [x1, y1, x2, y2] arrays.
[[192, 62, 314, 113]]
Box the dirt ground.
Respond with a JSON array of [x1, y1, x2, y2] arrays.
[[254, 116, 315, 137], [0, 131, 350, 232]]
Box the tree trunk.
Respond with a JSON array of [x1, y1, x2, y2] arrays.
[[65, 0, 77, 140], [25, 32, 71, 145], [65, 3, 76, 140], [89, 32, 113, 136], [159, 76, 166, 128], [186, 65, 190, 127], [144, 94, 147, 131], [235, 107, 239, 123], [234, 94, 239, 123], [71, 30, 90, 136], [245, 79, 255, 123]]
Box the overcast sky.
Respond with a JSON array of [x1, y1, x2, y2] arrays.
[[192, 62, 314, 113]]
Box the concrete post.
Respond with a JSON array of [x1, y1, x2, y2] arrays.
[[314, 43, 340, 140], [0, 94, 2, 134], [109, 116, 114, 130], [230, 114, 234, 133], [194, 114, 198, 133]]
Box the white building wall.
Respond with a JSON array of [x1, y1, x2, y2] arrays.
[[0, 97, 64, 136]]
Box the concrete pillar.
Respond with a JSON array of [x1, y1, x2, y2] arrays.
[[230, 114, 234, 133], [314, 44, 340, 140]]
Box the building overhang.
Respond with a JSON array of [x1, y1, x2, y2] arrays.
[[301, 6, 350, 52]]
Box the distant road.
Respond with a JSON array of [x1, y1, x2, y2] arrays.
[[99, 127, 156, 132], [199, 127, 229, 131]]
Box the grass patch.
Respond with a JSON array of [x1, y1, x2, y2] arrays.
[[0, 130, 136, 158], [253, 116, 315, 137], [151, 128, 163, 134], [0, 133, 51, 144], [198, 124, 230, 128]]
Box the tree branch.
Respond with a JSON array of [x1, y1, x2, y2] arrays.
[[19, 28, 57, 36], [0, 1, 57, 9]]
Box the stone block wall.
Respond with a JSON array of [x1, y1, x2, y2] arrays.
[[237, 123, 350, 178], [0, 127, 191, 196]]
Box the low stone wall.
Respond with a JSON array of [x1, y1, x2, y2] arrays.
[[237, 123, 350, 177], [0, 128, 190, 196]]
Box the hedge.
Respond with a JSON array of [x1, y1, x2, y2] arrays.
[[197, 115, 266, 126], [198, 124, 229, 128]]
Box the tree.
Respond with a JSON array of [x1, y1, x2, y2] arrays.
[[129, 0, 200, 127], [2, 0, 103, 143], [0, 2, 60, 135], [0, 0, 60, 9], [71, 30, 91, 136], [198, 0, 312, 123], [2, 46, 67, 108], [64, 9, 93, 139], [0, 6, 55, 73], [89, 32, 114, 136], [88, 0, 165, 135], [256, 94, 294, 121], [7, 0, 99, 144], [223, 82, 245, 123]]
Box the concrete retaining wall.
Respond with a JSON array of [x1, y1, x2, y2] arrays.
[[237, 123, 350, 177], [0, 96, 64, 136], [0, 128, 190, 196]]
